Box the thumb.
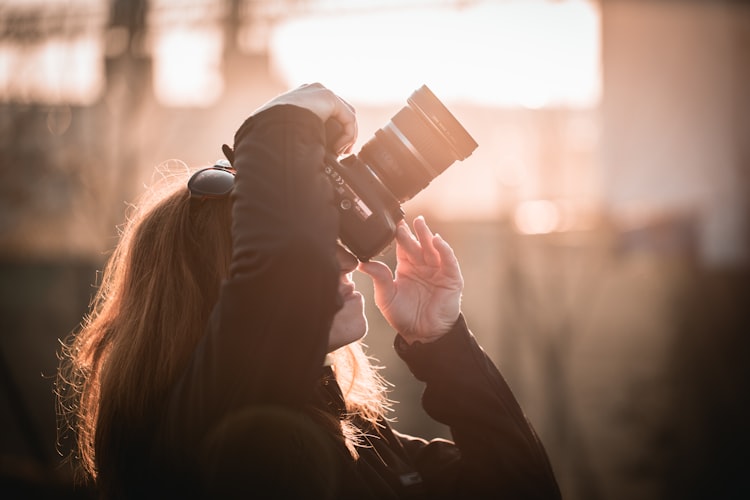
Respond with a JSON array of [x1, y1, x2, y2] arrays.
[[357, 261, 395, 298]]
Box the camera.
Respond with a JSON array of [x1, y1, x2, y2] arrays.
[[323, 85, 478, 261]]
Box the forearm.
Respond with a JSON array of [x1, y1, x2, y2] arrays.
[[221, 104, 340, 399], [396, 315, 561, 498], [230, 104, 339, 279], [163, 105, 342, 445]]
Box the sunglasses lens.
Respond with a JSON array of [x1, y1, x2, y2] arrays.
[[188, 167, 235, 199]]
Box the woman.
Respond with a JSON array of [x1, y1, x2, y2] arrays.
[[57, 83, 561, 499]]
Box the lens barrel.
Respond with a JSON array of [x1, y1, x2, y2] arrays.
[[329, 85, 477, 261], [358, 85, 477, 202]]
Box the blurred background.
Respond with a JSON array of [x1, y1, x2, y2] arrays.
[[1, 0, 748, 498]]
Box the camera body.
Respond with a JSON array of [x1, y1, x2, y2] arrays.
[[323, 152, 404, 262], [324, 85, 478, 261]]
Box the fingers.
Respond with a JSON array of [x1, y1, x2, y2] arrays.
[[395, 222, 421, 259], [357, 260, 393, 284], [413, 216, 441, 267], [330, 96, 357, 154], [253, 83, 358, 154], [396, 216, 441, 267], [432, 233, 462, 281], [291, 83, 357, 153], [357, 260, 396, 303]]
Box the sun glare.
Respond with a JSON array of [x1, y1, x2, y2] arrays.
[[152, 28, 224, 108], [514, 200, 562, 234], [269, 0, 600, 108], [264, 0, 602, 222], [0, 0, 602, 223]]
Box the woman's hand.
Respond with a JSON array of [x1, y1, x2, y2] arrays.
[[253, 83, 357, 155], [358, 216, 464, 345]]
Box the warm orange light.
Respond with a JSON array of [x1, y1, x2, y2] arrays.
[[0, 36, 103, 105], [152, 28, 224, 108], [514, 200, 561, 234], [267, 0, 602, 222], [269, 0, 600, 108]]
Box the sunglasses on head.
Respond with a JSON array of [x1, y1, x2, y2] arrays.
[[188, 159, 235, 200]]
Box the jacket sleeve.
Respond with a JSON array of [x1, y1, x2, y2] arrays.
[[394, 314, 562, 499], [161, 105, 342, 450]]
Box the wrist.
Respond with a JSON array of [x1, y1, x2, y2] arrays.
[[396, 314, 461, 347], [394, 314, 469, 363]]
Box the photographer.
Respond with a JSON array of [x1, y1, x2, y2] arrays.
[[57, 83, 561, 499]]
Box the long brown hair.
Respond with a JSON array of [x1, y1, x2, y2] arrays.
[[57, 164, 232, 486], [57, 163, 390, 487]]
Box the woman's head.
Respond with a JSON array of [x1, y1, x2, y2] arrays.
[[57, 161, 389, 486], [58, 164, 233, 482]]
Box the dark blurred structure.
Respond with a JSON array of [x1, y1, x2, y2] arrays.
[[0, 1, 748, 499], [597, 3, 749, 499], [0, 0, 286, 496]]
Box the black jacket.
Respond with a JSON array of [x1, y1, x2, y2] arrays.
[[153, 105, 561, 499]]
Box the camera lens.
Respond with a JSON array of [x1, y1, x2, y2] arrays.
[[358, 85, 477, 202]]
